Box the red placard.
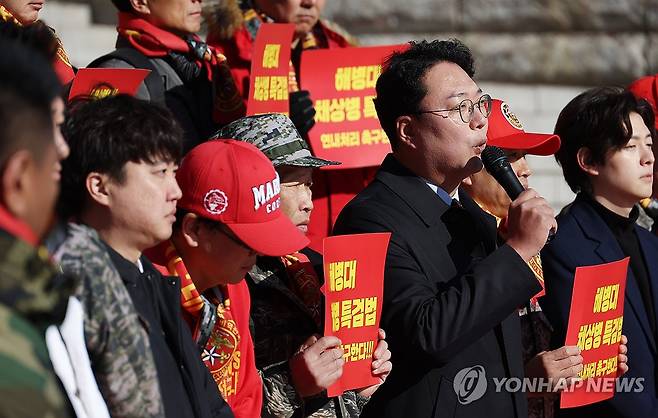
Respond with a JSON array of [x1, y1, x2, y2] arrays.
[[246, 23, 295, 116], [560, 257, 629, 408], [322, 233, 390, 397], [300, 44, 406, 169], [68, 68, 150, 101]]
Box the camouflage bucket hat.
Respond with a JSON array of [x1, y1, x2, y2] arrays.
[[211, 113, 341, 168]]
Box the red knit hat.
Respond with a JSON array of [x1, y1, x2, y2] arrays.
[[486, 99, 561, 155], [628, 74, 658, 130], [176, 140, 309, 256]]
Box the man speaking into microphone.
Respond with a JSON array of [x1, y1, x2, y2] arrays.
[[333, 39, 557, 418]]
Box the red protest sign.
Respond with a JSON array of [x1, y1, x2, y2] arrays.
[[322, 232, 390, 397], [560, 257, 629, 408], [246, 23, 295, 116], [69, 68, 150, 101], [300, 44, 406, 169]]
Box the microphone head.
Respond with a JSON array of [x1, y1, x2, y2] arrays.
[[481, 145, 511, 174], [481, 145, 526, 201]]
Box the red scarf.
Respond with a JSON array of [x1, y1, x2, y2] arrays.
[[0, 205, 38, 246], [145, 241, 207, 335], [147, 241, 262, 418], [117, 12, 216, 81], [53, 36, 74, 85], [117, 12, 244, 122]]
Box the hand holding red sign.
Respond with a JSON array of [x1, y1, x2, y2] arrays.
[[526, 345, 583, 380], [560, 257, 629, 408], [289, 334, 345, 397], [356, 328, 392, 397], [617, 335, 629, 376], [322, 232, 391, 397]]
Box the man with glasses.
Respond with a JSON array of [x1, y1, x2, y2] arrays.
[[148, 139, 309, 418], [333, 39, 557, 418]]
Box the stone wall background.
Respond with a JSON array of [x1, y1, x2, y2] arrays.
[[44, 0, 658, 210], [59, 0, 658, 86], [323, 0, 658, 86]]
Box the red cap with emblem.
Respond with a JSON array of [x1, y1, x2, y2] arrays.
[[176, 139, 309, 256], [486, 99, 561, 155], [629, 74, 658, 130]]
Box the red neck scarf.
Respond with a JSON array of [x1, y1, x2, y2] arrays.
[[156, 241, 255, 410], [117, 12, 216, 81], [0, 204, 38, 246], [117, 12, 245, 122], [147, 241, 208, 325]]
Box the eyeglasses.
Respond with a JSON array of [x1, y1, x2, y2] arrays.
[[415, 94, 492, 124]]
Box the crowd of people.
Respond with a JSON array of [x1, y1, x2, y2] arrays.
[[0, 0, 657, 418]]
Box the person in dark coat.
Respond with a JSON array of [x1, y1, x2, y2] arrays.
[[333, 39, 557, 418], [542, 87, 655, 418]]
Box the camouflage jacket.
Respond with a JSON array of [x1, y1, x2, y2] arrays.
[[248, 256, 368, 418], [53, 223, 164, 418], [0, 228, 72, 418]]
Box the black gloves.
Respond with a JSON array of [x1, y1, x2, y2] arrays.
[[167, 51, 202, 83], [168, 36, 211, 82], [289, 90, 316, 137]]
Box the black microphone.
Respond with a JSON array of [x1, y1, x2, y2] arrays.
[[481, 145, 555, 242], [481, 146, 525, 200]]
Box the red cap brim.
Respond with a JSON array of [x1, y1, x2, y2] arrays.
[[487, 132, 561, 156], [227, 215, 310, 256]]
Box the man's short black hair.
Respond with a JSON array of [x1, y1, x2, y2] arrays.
[[374, 39, 476, 150], [0, 39, 59, 169], [59, 95, 183, 219], [110, 0, 134, 13], [554, 86, 656, 194]]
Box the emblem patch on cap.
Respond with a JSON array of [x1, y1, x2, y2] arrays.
[[501, 102, 524, 130], [204, 189, 228, 215]]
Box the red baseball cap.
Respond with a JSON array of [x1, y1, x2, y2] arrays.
[[628, 74, 658, 130], [176, 140, 309, 256], [486, 99, 561, 155]]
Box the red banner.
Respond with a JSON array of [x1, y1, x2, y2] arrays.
[[322, 233, 390, 397], [69, 68, 150, 101], [560, 257, 629, 408], [246, 23, 295, 116], [300, 44, 405, 169]]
